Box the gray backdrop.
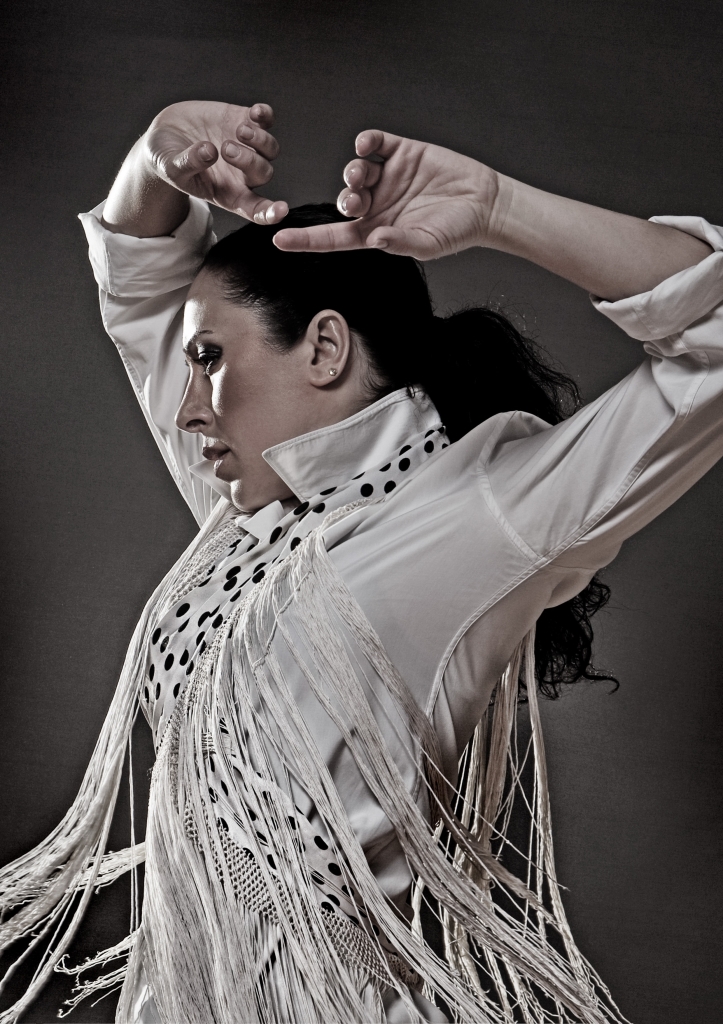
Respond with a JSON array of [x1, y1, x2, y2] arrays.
[[1, 1, 722, 1021]]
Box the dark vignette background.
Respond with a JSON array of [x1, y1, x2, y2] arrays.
[[0, 1, 721, 1020]]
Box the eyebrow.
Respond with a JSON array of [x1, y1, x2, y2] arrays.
[[183, 329, 214, 354]]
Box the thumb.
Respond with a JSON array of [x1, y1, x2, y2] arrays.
[[366, 225, 439, 260], [365, 226, 413, 255]]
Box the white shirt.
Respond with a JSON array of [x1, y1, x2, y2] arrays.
[[79, 198, 723, 909]]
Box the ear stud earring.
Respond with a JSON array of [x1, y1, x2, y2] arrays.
[[328, 368, 338, 376]]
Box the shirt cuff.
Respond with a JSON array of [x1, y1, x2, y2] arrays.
[[591, 216, 723, 342], [78, 196, 216, 298]]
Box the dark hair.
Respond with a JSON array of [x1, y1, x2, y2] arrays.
[[202, 204, 614, 697]]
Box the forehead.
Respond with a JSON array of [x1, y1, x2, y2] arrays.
[[182, 271, 266, 351]]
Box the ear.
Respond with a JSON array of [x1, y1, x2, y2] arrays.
[[302, 309, 352, 387]]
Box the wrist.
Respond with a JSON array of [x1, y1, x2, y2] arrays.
[[102, 135, 189, 238]]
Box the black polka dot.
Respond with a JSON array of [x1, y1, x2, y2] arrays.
[[360, 483, 374, 497], [252, 570, 265, 584], [311, 870, 325, 885], [349, 915, 360, 926], [328, 862, 342, 875], [320, 486, 337, 495], [152, 628, 161, 645], [223, 578, 236, 591], [226, 565, 240, 580], [253, 563, 266, 573], [198, 611, 210, 626], [255, 831, 267, 844], [199, 641, 207, 654], [144, 686, 149, 702], [186, 660, 195, 675], [399, 444, 411, 455], [178, 618, 189, 632], [320, 901, 335, 913], [380, 463, 391, 472], [176, 602, 190, 617], [149, 664, 155, 681], [247, 541, 257, 551], [196, 631, 205, 646], [155, 683, 161, 700], [293, 502, 309, 516], [373, 924, 380, 935], [248, 808, 257, 821], [218, 817, 229, 831], [424, 440, 434, 453], [341, 885, 351, 897], [269, 526, 283, 544], [290, 536, 301, 550], [179, 649, 189, 666], [230, 589, 242, 602], [160, 636, 169, 653], [425, 429, 435, 437], [325, 892, 340, 906], [267, 854, 276, 869], [173, 682, 180, 698], [212, 614, 223, 628], [209, 757, 215, 773], [398, 458, 410, 471], [314, 835, 329, 850], [209, 787, 218, 803], [352, 472, 364, 480], [312, 503, 326, 514], [164, 653, 174, 670], [384, 480, 396, 493], [287, 816, 297, 829]]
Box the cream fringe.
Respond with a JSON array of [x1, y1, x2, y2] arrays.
[[0, 499, 629, 1023]]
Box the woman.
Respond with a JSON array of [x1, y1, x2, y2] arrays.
[[1, 99, 721, 1024]]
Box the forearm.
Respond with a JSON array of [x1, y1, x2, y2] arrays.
[[487, 173, 713, 302], [102, 136, 190, 238]]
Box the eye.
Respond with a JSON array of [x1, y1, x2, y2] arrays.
[[197, 347, 222, 375]]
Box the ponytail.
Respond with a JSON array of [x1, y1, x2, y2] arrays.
[[201, 204, 615, 696]]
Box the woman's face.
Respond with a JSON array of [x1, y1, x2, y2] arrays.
[[176, 270, 368, 512]]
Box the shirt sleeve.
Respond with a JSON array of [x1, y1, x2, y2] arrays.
[[78, 197, 218, 525], [479, 215, 723, 587]]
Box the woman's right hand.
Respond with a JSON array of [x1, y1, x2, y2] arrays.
[[144, 100, 288, 224], [103, 100, 288, 237]]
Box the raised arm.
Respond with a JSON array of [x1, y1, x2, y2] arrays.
[[81, 101, 287, 524], [273, 130, 711, 301]]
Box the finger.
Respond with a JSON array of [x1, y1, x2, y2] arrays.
[[343, 158, 383, 191], [337, 187, 372, 219], [236, 122, 280, 161], [273, 220, 364, 252], [355, 129, 403, 160], [165, 140, 218, 182], [221, 140, 274, 187], [249, 103, 275, 128], [233, 196, 289, 224]]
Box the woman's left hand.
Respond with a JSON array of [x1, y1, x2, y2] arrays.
[[273, 130, 498, 260]]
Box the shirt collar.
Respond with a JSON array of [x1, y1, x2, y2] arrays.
[[189, 387, 441, 505]]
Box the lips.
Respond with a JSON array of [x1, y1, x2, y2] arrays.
[[202, 442, 232, 475]]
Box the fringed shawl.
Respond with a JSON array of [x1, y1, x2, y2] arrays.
[[0, 497, 628, 1023]]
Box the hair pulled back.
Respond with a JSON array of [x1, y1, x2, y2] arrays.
[[201, 204, 613, 697]]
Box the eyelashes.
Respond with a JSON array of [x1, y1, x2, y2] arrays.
[[197, 347, 222, 374]]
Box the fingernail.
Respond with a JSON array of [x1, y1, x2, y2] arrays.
[[372, 238, 388, 249], [199, 143, 213, 160], [225, 142, 241, 158], [239, 126, 254, 141]]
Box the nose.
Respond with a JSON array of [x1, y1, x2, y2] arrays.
[[175, 367, 213, 433]]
